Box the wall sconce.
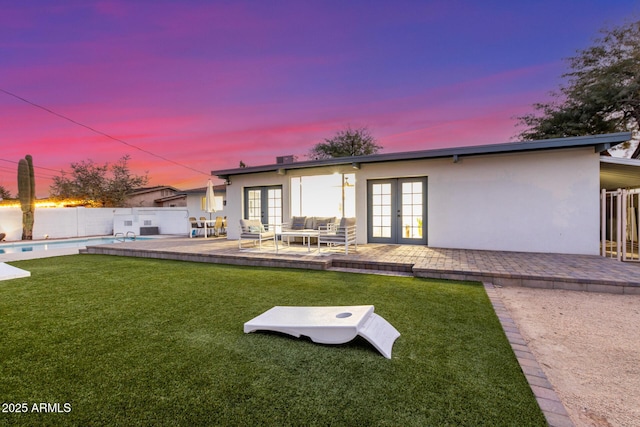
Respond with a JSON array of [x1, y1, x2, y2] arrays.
[[351, 162, 361, 169], [224, 177, 232, 185], [277, 168, 286, 175]]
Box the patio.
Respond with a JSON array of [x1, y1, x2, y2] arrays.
[[85, 237, 640, 294]]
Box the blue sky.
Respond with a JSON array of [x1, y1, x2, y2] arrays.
[[1, 0, 638, 196]]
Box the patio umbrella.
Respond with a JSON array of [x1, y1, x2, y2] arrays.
[[205, 179, 217, 220]]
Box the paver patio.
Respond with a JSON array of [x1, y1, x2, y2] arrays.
[[85, 236, 640, 294]]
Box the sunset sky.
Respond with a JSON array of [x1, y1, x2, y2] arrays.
[[1, 0, 638, 197]]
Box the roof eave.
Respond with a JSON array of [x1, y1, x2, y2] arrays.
[[212, 132, 632, 178]]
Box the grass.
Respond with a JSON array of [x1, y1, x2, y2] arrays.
[[0, 255, 546, 426]]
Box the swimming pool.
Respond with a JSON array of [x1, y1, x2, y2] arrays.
[[0, 236, 146, 256]]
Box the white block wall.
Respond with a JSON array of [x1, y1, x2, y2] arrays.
[[0, 207, 190, 241]]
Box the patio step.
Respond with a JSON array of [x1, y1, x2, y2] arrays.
[[329, 259, 414, 274]]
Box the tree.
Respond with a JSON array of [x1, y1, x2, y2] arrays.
[[0, 185, 11, 199], [308, 126, 382, 160], [50, 155, 148, 207], [516, 19, 640, 145]]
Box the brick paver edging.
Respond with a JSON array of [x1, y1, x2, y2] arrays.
[[86, 247, 331, 270], [483, 282, 574, 427]]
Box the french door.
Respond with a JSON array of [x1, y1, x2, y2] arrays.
[[244, 186, 282, 230], [367, 178, 427, 245]]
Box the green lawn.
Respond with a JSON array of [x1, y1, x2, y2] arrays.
[[0, 255, 545, 426]]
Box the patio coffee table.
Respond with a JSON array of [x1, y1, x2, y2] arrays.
[[276, 230, 319, 252], [243, 305, 401, 359]]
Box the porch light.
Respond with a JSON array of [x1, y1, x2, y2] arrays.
[[352, 162, 360, 169], [277, 168, 286, 176]]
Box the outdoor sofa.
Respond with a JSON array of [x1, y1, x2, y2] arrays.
[[282, 216, 357, 254], [282, 216, 338, 243]]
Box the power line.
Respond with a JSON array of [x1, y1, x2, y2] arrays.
[[0, 164, 57, 177], [0, 158, 65, 175], [1, 88, 210, 177]]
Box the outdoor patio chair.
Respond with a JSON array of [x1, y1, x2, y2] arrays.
[[189, 217, 204, 238], [318, 217, 357, 254], [238, 219, 275, 249], [212, 216, 224, 236]]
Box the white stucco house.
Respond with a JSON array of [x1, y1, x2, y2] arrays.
[[212, 132, 636, 256]]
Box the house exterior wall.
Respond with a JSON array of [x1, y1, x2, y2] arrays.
[[224, 173, 289, 239], [125, 189, 178, 207], [158, 198, 187, 208], [358, 147, 599, 254], [185, 193, 226, 220], [223, 147, 600, 255]]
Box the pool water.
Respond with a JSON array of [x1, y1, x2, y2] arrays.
[[0, 237, 145, 255]]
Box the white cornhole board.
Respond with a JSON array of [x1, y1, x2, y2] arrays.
[[0, 263, 31, 281], [243, 305, 400, 359]]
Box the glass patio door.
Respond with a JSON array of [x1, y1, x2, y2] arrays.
[[367, 178, 427, 245], [244, 186, 282, 230]]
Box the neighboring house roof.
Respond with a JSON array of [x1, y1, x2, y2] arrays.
[[155, 194, 187, 203], [155, 185, 227, 203], [181, 185, 227, 194], [129, 185, 181, 196], [600, 157, 640, 190], [212, 132, 632, 178], [631, 141, 640, 159]]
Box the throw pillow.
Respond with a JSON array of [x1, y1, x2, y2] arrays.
[[291, 216, 306, 230], [304, 217, 315, 229], [314, 217, 334, 229]]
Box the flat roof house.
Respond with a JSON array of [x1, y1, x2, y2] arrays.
[[213, 132, 634, 256]]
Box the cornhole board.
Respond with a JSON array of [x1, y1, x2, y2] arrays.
[[0, 263, 30, 281], [243, 305, 400, 359]]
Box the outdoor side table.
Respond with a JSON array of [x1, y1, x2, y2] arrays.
[[276, 230, 319, 252]]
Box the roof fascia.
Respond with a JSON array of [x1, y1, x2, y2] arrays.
[[212, 132, 632, 178]]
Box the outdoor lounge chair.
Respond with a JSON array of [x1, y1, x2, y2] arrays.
[[318, 217, 357, 254], [238, 219, 275, 249]]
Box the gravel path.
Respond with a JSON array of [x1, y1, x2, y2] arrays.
[[495, 287, 640, 427]]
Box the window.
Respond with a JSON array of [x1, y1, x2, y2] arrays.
[[290, 173, 355, 218]]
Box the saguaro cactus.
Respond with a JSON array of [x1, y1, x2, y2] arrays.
[[18, 154, 35, 240]]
